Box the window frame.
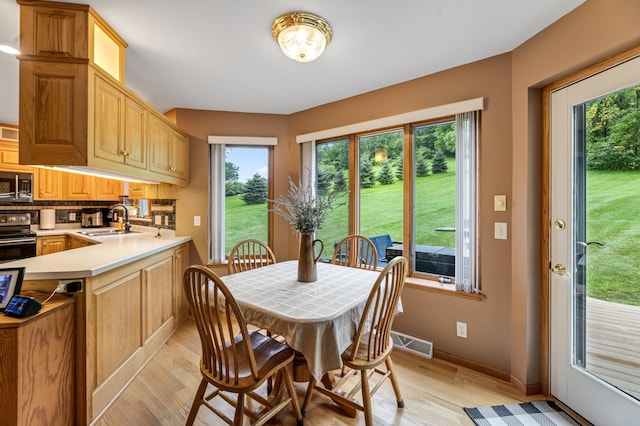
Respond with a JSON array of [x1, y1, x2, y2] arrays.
[[312, 113, 479, 293], [208, 137, 276, 264]]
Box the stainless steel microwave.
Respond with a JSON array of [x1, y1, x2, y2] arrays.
[[0, 172, 33, 204]]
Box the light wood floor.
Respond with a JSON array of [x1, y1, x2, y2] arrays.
[[94, 317, 546, 425], [586, 297, 640, 400]]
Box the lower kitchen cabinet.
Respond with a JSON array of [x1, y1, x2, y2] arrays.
[[22, 242, 189, 424], [36, 235, 67, 255], [82, 243, 188, 423], [0, 296, 75, 426]]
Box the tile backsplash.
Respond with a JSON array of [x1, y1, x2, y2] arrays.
[[1, 199, 176, 230]]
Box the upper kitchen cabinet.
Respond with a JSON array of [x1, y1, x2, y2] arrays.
[[17, 1, 189, 187], [148, 112, 189, 182], [18, 0, 126, 82], [0, 125, 32, 173], [92, 73, 147, 171]]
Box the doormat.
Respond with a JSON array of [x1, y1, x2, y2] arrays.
[[464, 400, 581, 426]]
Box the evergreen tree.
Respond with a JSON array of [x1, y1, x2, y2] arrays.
[[394, 159, 404, 181], [416, 156, 430, 177], [225, 161, 239, 181], [241, 173, 268, 204], [377, 161, 394, 185], [431, 149, 449, 174], [317, 167, 332, 196], [333, 170, 347, 193], [360, 160, 376, 188]]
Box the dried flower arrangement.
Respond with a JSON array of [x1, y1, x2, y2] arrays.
[[270, 173, 343, 234]]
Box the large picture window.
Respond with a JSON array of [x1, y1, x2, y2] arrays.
[[310, 108, 479, 293], [208, 136, 276, 263]]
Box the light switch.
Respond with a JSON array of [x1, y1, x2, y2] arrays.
[[494, 222, 507, 240], [194, 216, 201, 226], [155, 215, 162, 225], [494, 195, 507, 211]]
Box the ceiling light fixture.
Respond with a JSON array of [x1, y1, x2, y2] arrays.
[[272, 11, 332, 63]]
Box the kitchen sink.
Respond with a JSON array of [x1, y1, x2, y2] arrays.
[[77, 229, 140, 237]]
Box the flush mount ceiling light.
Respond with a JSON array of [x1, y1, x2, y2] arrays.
[[272, 11, 332, 63]]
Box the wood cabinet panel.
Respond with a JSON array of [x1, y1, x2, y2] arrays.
[[63, 173, 93, 200], [17, 300, 75, 426], [173, 244, 189, 320], [34, 168, 62, 200], [93, 271, 142, 386], [18, 2, 188, 186], [19, 60, 88, 166], [94, 177, 123, 200], [37, 235, 67, 256], [93, 74, 123, 164], [93, 74, 146, 171], [143, 257, 174, 340], [0, 140, 32, 172], [123, 96, 146, 169]]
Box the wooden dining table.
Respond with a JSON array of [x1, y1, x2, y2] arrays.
[[220, 260, 394, 383]]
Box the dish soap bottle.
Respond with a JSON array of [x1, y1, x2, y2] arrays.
[[117, 217, 124, 231]]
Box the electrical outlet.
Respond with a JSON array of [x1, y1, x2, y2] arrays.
[[164, 215, 169, 226], [194, 216, 201, 226], [69, 212, 76, 221], [456, 321, 468, 338], [57, 280, 83, 293], [155, 215, 162, 225]]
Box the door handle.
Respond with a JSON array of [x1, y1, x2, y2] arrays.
[[577, 241, 604, 247], [551, 264, 569, 276]]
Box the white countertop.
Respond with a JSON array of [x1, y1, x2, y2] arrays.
[[4, 225, 191, 280]]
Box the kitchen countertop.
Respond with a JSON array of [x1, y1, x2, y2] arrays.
[[4, 225, 191, 280]]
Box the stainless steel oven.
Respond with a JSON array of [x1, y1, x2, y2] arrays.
[[0, 212, 36, 263], [0, 171, 34, 204]]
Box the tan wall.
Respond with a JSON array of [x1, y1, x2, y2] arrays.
[[288, 54, 515, 374], [173, 0, 640, 390], [173, 110, 290, 264], [509, 0, 640, 388]]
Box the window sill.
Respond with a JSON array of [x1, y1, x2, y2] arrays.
[[404, 275, 484, 301]]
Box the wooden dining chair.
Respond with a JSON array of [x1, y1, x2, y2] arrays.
[[302, 256, 407, 425], [330, 234, 378, 270], [183, 265, 303, 426], [227, 239, 276, 274]]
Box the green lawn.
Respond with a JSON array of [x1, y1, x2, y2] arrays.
[[225, 166, 639, 306], [586, 170, 640, 305]]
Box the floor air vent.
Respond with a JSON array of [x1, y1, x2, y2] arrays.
[[391, 331, 433, 359]]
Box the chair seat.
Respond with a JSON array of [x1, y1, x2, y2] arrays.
[[206, 330, 295, 393], [341, 333, 393, 370]]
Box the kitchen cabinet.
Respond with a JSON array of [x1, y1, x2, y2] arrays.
[[128, 182, 180, 200], [37, 235, 96, 255], [34, 168, 62, 201], [83, 246, 185, 422], [63, 173, 93, 200], [148, 112, 189, 182], [37, 235, 67, 256], [67, 235, 95, 250], [144, 256, 174, 339], [128, 182, 157, 199], [0, 295, 75, 426], [0, 139, 32, 173], [173, 244, 189, 320], [18, 1, 189, 186], [93, 73, 147, 171], [94, 177, 123, 200]]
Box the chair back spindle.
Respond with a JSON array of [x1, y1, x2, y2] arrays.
[[227, 239, 276, 274]]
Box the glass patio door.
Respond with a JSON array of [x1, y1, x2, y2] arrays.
[[550, 57, 640, 425]]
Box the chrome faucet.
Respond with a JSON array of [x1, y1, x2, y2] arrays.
[[109, 204, 131, 232]]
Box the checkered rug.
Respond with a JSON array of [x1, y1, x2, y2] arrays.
[[464, 400, 581, 426]]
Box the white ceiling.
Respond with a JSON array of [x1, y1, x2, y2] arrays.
[[0, 0, 585, 126]]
